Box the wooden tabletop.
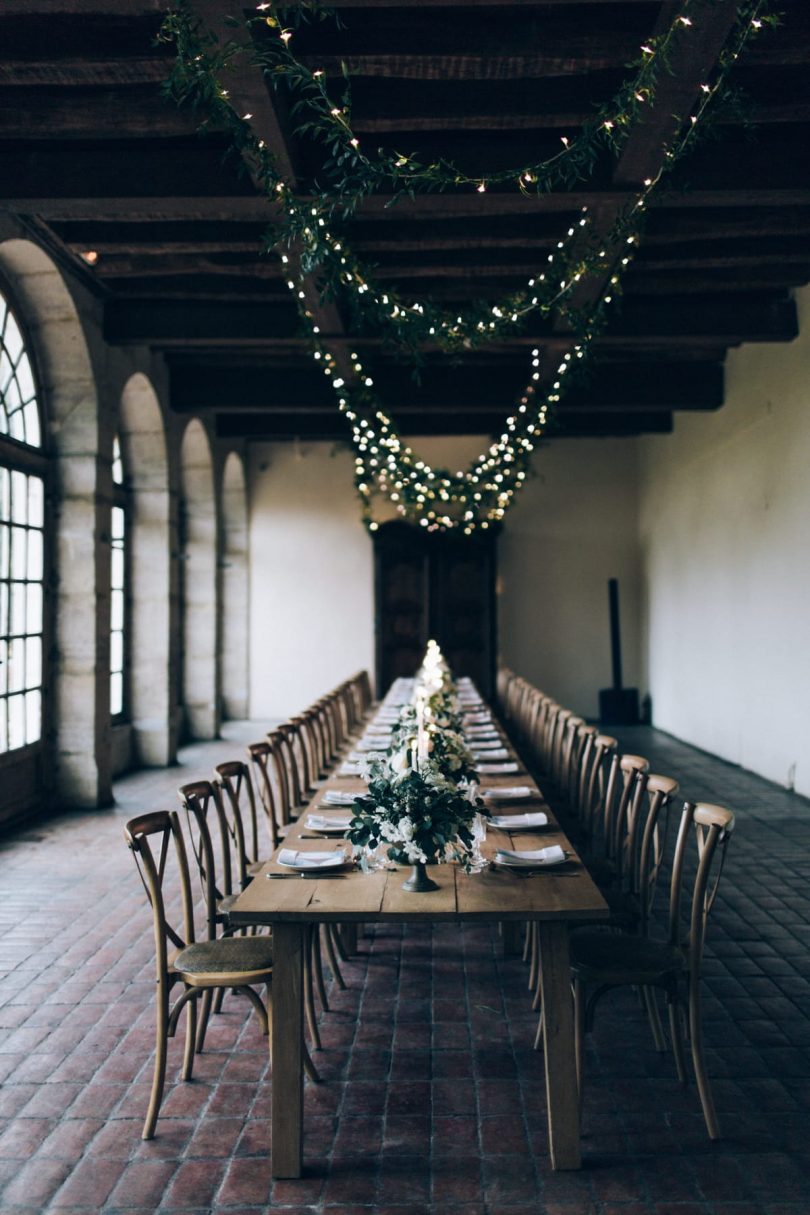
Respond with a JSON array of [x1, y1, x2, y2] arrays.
[[229, 710, 607, 927]]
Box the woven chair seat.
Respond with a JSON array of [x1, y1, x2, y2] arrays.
[[570, 929, 684, 986], [173, 936, 274, 977]]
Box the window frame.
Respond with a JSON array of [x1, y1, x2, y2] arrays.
[[0, 271, 51, 767]]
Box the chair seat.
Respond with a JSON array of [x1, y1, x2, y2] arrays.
[[172, 937, 274, 984], [570, 929, 684, 986]]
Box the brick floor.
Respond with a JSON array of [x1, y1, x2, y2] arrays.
[[1, 722, 809, 1212]]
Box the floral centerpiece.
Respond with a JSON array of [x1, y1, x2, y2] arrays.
[[347, 641, 486, 891]]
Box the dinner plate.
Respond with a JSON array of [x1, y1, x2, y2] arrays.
[[481, 786, 539, 801], [487, 811, 549, 829], [321, 791, 364, 807], [492, 845, 567, 869], [304, 814, 353, 834], [276, 848, 348, 871]]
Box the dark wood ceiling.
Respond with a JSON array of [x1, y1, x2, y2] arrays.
[[2, 0, 808, 440]]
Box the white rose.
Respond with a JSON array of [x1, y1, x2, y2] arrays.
[[399, 816, 415, 841]]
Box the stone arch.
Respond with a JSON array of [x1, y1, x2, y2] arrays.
[[118, 372, 172, 765], [179, 418, 218, 739], [0, 237, 106, 807], [220, 450, 249, 719]]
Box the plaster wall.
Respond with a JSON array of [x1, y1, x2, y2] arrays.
[[638, 286, 810, 797]]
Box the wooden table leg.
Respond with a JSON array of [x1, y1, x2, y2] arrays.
[[271, 922, 304, 1178], [537, 922, 581, 1170]]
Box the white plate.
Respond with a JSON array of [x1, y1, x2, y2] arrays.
[[493, 845, 566, 869], [322, 791, 363, 807], [478, 762, 519, 774], [481, 786, 538, 801], [305, 814, 353, 834], [277, 848, 348, 871], [487, 811, 549, 829]]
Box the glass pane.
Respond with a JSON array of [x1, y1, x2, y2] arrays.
[[0, 640, 7, 695], [28, 477, 44, 529], [5, 376, 21, 413], [25, 636, 41, 689], [111, 587, 124, 632], [26, 583, 42, 635], [0, 584, 7, 637], [8, 694, 24, 750], [110, 670, 123, 717], [111, 504, 125, 541], [112, 436, 124, 485], [25, 689, 41, 745], [0, 469, 9, 521], [10, 582, 25, 636], [0, 697, 7, 753], [11, 472, 26, 524], [16, 354, 34, 404], [111, 545, 124, 590], [8, 410, 24, 442], [10, 527, 26, 580], [110, 630, 123, 674], [24, 401, 40, 448], [0, 349, 12, 395], [4, 312, 23, 364], [0, 525, 7, 578], [8, 636, 24, 692], [26, 530, 42, 582]]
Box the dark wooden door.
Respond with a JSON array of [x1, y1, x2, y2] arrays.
[[373, 521, 497, 699]]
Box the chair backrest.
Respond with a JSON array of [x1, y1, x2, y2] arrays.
[[269, 727, 298, 817], [608, 754, 650, 866], [124, 810, 195, 975], [247, 741, 282, 848], [560, 715, 585, 808], [177, 780, 229, 938], [214, 759, 259, 874], [632, 774, 679, 934], [668, 802, 735, 978], [580, 734, 618, 847], [570, 723, 597, 821]]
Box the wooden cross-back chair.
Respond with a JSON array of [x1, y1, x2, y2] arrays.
[[215, 759, 265, 875], [124, 810, 273, 1140], [570, 801, 735, 1139]]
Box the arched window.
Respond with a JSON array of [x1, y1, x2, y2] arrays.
[[110, 436, 127, 721], [0, 283, 46, 755]]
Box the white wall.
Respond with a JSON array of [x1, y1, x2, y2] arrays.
[[248, 441, 375, 718], [639, 286, 810, 797], [499, 438, 641, 719]]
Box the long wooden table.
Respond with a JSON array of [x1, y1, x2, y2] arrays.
[[230, 687, 607, 1177]]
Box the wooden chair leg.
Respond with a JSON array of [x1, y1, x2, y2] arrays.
[[195, 988, 213, 1054], [668, 995, 688, 1084], [213, 987, 225, 1015], [181, 991, 198, 1082], [533, 1005, 544, 1051], [143, 977, 170, 1140], [312, 924, 329, 1012], [642, 985, 667, 1052], [304, 928, 322, 1051], [689, 980, 721, 1139], [574, 978, 585, 1123], [331, 922, 349, 963], [322, 923, 346, 990], [528, 922, 539, 992]]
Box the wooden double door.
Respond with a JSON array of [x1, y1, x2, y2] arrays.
[[373, 521, 497, 700]]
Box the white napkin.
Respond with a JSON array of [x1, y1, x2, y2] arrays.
[[338, 762, 362, 776], [478, 762, 519, 774], [277, 848, 345, 870], [464, 713, 493, 724], [322, 790, 362, 806], [356, 739, 388, 752], [467, 737, 503, 749], [487, 811, 549, 829], [365, 725, 393, 736], [472, 748, 509, 761], [495, 845, 566, 868], [481, 786, 537, 801], [305, 814, 352, 831]]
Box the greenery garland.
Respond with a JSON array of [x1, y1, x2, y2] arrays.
[[159, 0, 775, 531]]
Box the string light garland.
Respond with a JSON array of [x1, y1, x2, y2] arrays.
[[159, 0, 776, 531], [161, 0, 774, 361]]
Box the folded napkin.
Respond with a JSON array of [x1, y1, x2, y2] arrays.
[[465, 728, 500, 740], [464, 713, 493, 724], [305, 814, 352, 831], [495, 845, 566, 868], [322, 789, 363, 806], [365, 725, 393, 735], [487, 811, 549, 829], [277, 848, 345, 869], [478, 762, 519, 774], [472, 748, 509, 761], [467, 737, 503, 750], [339, 762, 362, 777], [481, 786, 537, 801], [356, 739, 388, 752]]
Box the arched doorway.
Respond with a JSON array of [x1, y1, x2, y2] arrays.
[[220, 450, 249, 719], [0, 238, 105, 812], [179, 419, 218, 740], [118, 373, 172, 765]]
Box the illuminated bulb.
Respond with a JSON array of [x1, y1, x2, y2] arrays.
[[81, 250, 99, 265], [477, 182, 486, 193]]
